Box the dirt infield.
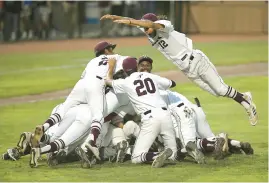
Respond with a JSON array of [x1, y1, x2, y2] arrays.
[[0, 34, 267, 106], [0, 34, 267, 54]]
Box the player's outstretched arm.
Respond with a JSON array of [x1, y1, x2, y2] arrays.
[[113, 19, 164, 30], [107, 57, 116, 80], [100, 14, 134, 21]]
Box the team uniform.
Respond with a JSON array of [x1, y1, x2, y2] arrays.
[[111, 72, 177, 165], [122, 89, 226, 161], [137, 18, 257, 125], [57, 54, 127, 136], [160, 90, 215, 141], [29, 88, 132, 167]]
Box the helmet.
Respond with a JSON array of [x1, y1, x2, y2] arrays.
[[94, 41, 116, 57], [141, 13, 158, 22], [122, 57, 138, 75], [138, 55, 153, 65]]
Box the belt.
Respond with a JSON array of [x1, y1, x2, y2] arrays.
[[143, 107, 167, 115], [96, 76, 102, 80], [177, 103, 184, 108]]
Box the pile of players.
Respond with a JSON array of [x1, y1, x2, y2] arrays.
[[2, 12, 256, 168]]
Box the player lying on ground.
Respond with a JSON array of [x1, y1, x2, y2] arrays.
[[100, 13, 258, 126]]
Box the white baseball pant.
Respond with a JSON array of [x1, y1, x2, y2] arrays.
[[51, 76, 106, 129], [123, 120, 140, 140], [131, 108, 177, 164], [170, 103, 196, 148], [184, 49, 229, 97], [54, 104, 93, 152], [191, 104, 215, 138]]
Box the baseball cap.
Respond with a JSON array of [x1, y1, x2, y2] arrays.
[[141, 13, 158, 22], [138, 56, 153, 65], [122, 57, 138, 74], [94, 41, 117, 56]]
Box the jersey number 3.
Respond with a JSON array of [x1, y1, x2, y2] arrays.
[[134, 78, 156, 96]]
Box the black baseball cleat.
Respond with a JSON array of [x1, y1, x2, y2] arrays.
[[47, 152, 59, 167], [240, 142, 254, 155], [152, 148, 173, 168], [186, 141, 206, 164], [213, 137, 226, 160], [75, 147, 92, 168], [2, 152, 10, 160], [85, 142, 101, 160], [2, 148, 21, 161]]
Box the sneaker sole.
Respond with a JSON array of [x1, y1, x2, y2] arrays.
[[152, 148, 173, 168], [75, 147, 92, 168], [244, 92, 258, 126], [85, 144, 101, 160]]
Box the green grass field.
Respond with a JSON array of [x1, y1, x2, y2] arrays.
[[0, 76, 267, 182], [0, 39, 268, 182], [0, 40, 267, 98]]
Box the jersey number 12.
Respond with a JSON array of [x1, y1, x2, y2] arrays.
[[134, 78, 156, 96]]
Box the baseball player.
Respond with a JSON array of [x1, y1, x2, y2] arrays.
[[105, 57, 177, 168], [136, 56, 209, 163], [28, 85, 134, 168], [29, 41, 127, 155], [100, 14, 258, 126]]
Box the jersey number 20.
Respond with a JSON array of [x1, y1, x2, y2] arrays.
[[134, 78, 156, 96]]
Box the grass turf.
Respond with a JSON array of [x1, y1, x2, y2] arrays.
[[0, 40, 267, 98], [0, 76, 267, 182]]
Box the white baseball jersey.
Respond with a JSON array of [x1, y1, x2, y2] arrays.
[[81, 54, 128, 79], [160, 90, 193, 108], [112, 72, 172, 115], [139, 20, 193, 70]]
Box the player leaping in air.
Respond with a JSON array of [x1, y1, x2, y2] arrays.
[[100, 13, 258, 126]]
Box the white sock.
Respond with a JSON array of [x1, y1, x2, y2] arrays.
[[230, 140, 241, 148]]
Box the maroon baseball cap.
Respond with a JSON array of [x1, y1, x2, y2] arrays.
[[122, 57, 138, 74], [138, 56, 153, 65], [141, 13, 158, 22], [94, 41, 116, 56]]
